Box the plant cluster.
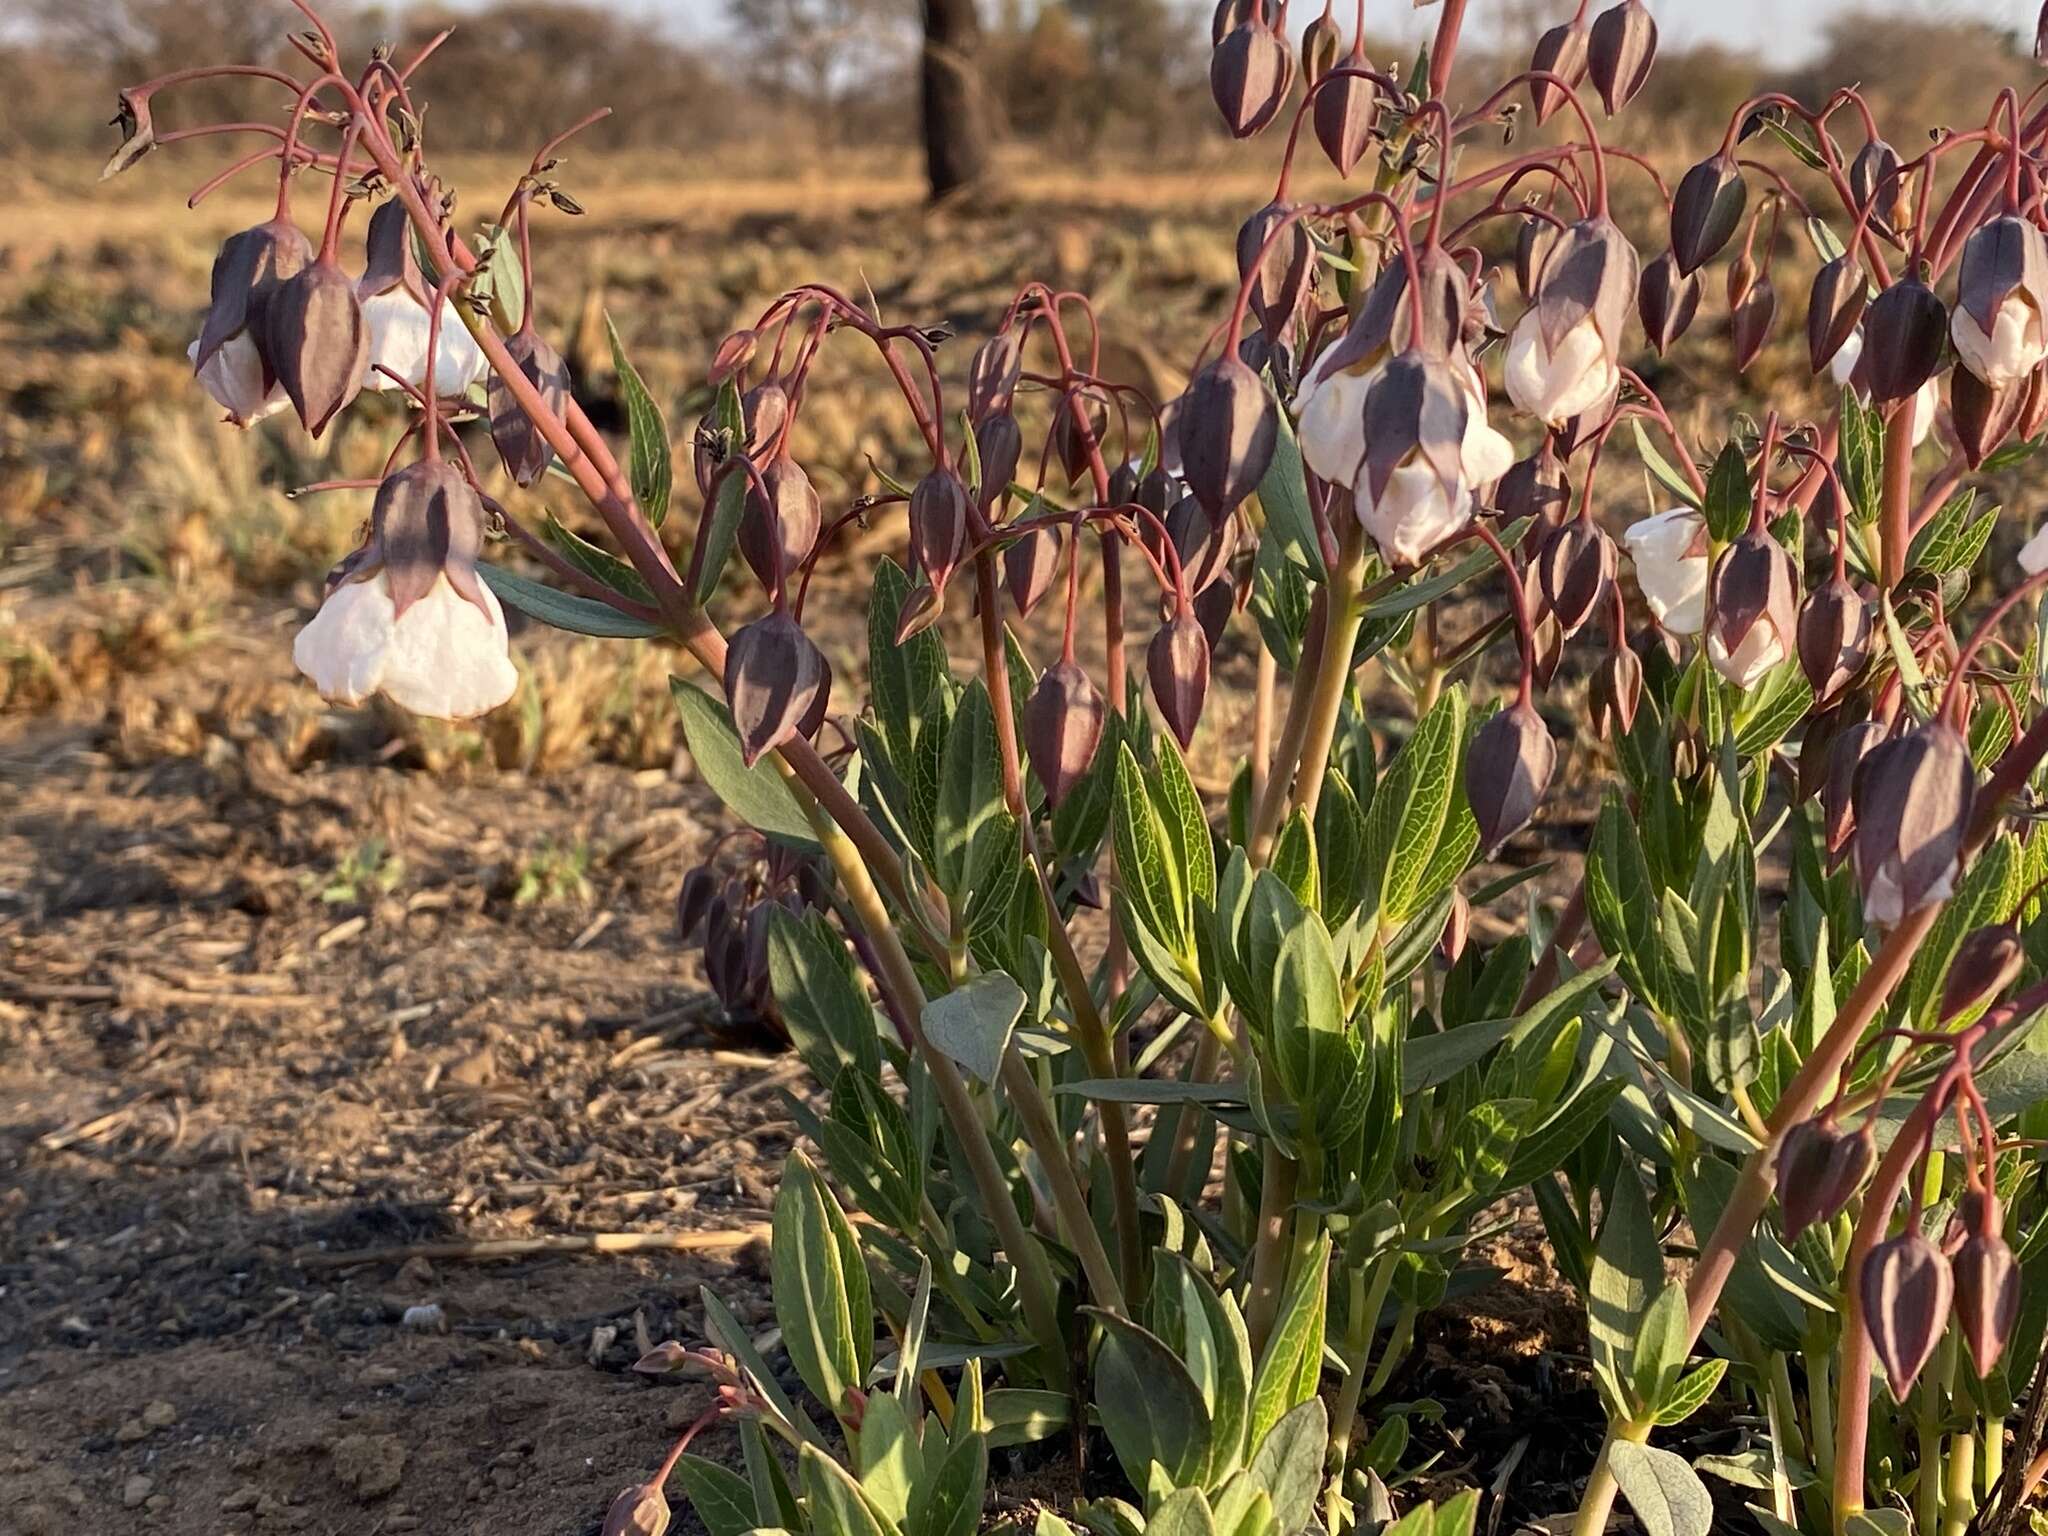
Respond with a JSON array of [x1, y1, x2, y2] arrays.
[[107, 3, 2048, 1536]]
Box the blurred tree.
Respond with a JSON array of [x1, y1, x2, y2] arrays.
[[921, 0, 992, 200], [726, 0, 915, 132], [1788, 11, 2031, 137]]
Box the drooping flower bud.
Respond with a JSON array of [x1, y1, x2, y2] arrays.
[[975, 411, 1023, 507], [1951, 364, 2028, 469], [1586, 0, 1656, 114], [1180, 355, 1278, 518], [489, 329, 573, 486], [1862, 1231, 1954, 1399], [1527, 19, 1590, 125], [1590, 646, 1642, 739], [195, 217, 311, 378], [1638, 250, 1701, 355], [1300, 5, 1341, 85], [1849, 139, 1904, 229], [1622, 508, 1710, 636], [1941, 924, 2025, 1022], [1468, 700, 1556, 853], [1052, 391, 1108, 484], [676, 866, 719, 941], [356, 199, 486, 399], [1193, 574, 1236, 649], [1210, 13, 1294, 139], [1852, 724, 1975, 925], [967, 331, 1023, 422], [1953, 1231, 2020, 1374], [1536, 518, 1615, 637], [1808, 254, 1869, 376], [265, 258, 369, 437], [1775, 1118, 1841, 1241], [1494, 449, 1573, 531], [1313, 56, 1376, 177], [739, 453, 822, 592], [1238, 203, 1315, 345], [1506, 218, 1636, 427], [1148, 607, 1212, 749], [1670, 155, 1746, 276], [1004, 525, 1061, 617], [1515, 217, 1560, 304], [724, 609, 831, 768], [1797, 574, 1871, 704], [909, 469, 972, 593], [1729, 272, 1778, 373], [1351, 353, 1512, 565], [1026, 661, 1107, 808], [292, 459, 517, 720], [1953, 214, 2048, 389], [1825, 719, 1887, 855], [602, 1480, 672, 1536], [1440, 888, 1471, 966], [1707, 529, 1797, 687], [1860, 279, 1949, 402]]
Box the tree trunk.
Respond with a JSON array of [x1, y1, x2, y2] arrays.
[[920, 0, 990, 201]]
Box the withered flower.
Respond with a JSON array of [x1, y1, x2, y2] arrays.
[[488, 328, 573, 486]]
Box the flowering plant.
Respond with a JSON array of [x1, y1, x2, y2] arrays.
[[110, 3, 2048, 1535]]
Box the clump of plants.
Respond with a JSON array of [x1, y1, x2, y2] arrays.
[[108, 3, 2048, 1535]]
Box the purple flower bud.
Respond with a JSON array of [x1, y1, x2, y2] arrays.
[[1193, 574, 1236, 649], [1586, 0, 1657, 114], [1850, 139, 1904, 228], [1590, 647, 1642, 740], [1670, 155, 1746, 276], [1468, 700, 1556, 854], [1301, 7, 1342, 85], [739, 453, 822, 593], [1825, 719, 1887, 855], [1052, 392, 1108, 484], [367, 457, 489, 619], [1440, 888, 1471, 966], [1515, 216, 1560, 304], [265, 257, 368, 437], [1851, 723, 1974, 925], [1797, 574, 1871, 705], [1862, 1231, 1954, 1399], [489, 328, 573, 487], [1493, 450, 1573, 531], [1808, 255, 1870, 376], [1210, 15, 1294, 139], [1707, 529, 1798, 688], [908, 469, 972, 593], [724, 609, 830, 768], [676, 867, 718, 941], [974, 411, 1023, 507], [1776, 1118, 1841, 1241], [1638, 250, 1702, 355], [195, 217, 311, 376], [1536, 518, 1615, 637], [1180, 356, 1278, 519], [967, 331, 1023, 421], [1527, 20, 1590, 125], [1953, 1231, 2020, 1374], [1238, 202, 1315, 345], [1312, 61, 1376, 177], [1952, 364, 2026, 468], [1003, 525, 1062, 618], [1941, 924, 2025, 1022], [1730, 273, 1778, 373], [1860, 279, 1949, 402], [1148, 608, 1212, 750], [1025, 661, 1107, 809]]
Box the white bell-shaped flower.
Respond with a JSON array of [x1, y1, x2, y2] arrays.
[[1622, 508, 1709, 636], [188, 334, 287, 427], [361, 289, 489, 397], [294, 568, 517, 720], [1952, 292, 2047, 390], [1504, 312, 1619, 427], [1707, 617, 1788, 688]]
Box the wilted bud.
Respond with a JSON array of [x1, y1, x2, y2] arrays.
[[1528, 20, 1590, 125], [974, 411, 1023, 507], [1493, 449, 1572, 530], [1313, 60, 1376, 177], [724, 609, 831, 767], [1849, 139, 1904, 227], [676, 867, 718, 941], [1004, 524, 1062, 617], [1796, 575, 1871, 705], [1638, 250, 1701, 355], [1669, 155, 1746, 277], [1941, 924, 2025, 1022], [1730, 272, 1777, 373], [1468, 700, 1556, 853], [1590, 646, 1642, 739], [602, 1481, 672, 1536], [740, 454, 822, 592], [1180, 356, 1278, 518], [1026, 661, 1107, 808], [967, 331, 1023, 422], [1238, 202, 1315, 344], [1860, 279, 1949, 402], [1825, 719, 1887, 854], [489, 329, 573, 486], [1536, 518, 1614, 637], [1862, 1231, 1955, 1399], [1707, 529, 1798, 687], [1300, 6, 1341, 84], [1210, 14, 1294, 139], [1852, 723, 1974, 925], [909, 469, 972, 592], [265, 258, 368, 437], [1439, 889, 1471, 966], [1951, 364, 2027, 469], [1953, 1231, 2020, 1374], [1808, 255, 1869, 375], [1586, 0, 1656, 114], [1148, 608, 1212, 749]]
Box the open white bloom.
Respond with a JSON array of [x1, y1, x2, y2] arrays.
[[1622, 508, 1708, 636], [294, 569, 517, 720], [1707, 620, 1787, 688], [1829, 328, 1938, 447], [2021, 524, 2048, 575], [1952, 293, 2048, 389], [1295, 356, 1373, 487], [1504, 312, 1619, 427], [361, 290, 489, 397], [1863, 856, 1954, 928], [188, 334, 287, 427]]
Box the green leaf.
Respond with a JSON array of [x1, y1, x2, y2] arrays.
[[1086, 1308, 1213, 1488], [983, 1388, 1071, 1448], [1249, 1233, 1329, 1448], [1403, 960, 1617, 1095], [671, 680, 821, 849], [1701, 439, 1751, 544], [1153, 731, 1217, 908], [906, 1426, 987, 1536], [772, 1151, 871, 1423], [1837, 387, 1884, 525], [1256, 392, 1324, 575], [1245, 1397, 1328, 1536], [854, 1392, 922, 1526], [1630, 1283, 1691, 1418], [1654, 1359, 1728, 1425], [1608, 1442, 1714, 1536], [1631, 421, 1703, 511], [1361, 521, 1534, 623], [934, 682, 1004, 896], [1588, 1163, 1661, 1397], [604, 312, 672, 527], [675, 1455, 758, 1536], [870, 560, 949, 767], [1114, 742, 1190, 954], [694, 455, 751, 606], [803, 1443, 894, 1536], [1362, 687, 1466, 928], [541, 511, 654, 603], [481, 563, 663, 637], [1148, 1489, 1219, 1536], [768, 907, 882, 1082], [921, 972, 1026, 1087], [702, 1287, 825, 1446]]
